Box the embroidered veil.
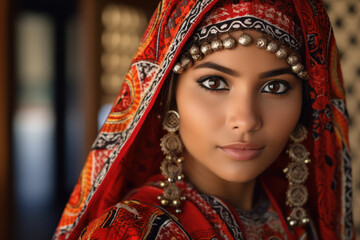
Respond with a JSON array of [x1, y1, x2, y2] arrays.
[[54, 1, 355, 239]]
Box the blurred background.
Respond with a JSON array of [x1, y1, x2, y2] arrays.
[[0, 0, 358, 239]]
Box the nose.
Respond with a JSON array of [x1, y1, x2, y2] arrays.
[[226, 91, 262, 134]]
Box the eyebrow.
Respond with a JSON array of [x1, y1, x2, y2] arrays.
[[194, 62, 239, 76], [259, 67, 295, 78], [194, 61, 295, 78]]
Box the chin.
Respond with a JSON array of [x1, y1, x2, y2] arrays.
[[217, 170, 259, 183]]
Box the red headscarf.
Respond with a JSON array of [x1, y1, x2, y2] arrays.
[[54, 0, 355, 239]]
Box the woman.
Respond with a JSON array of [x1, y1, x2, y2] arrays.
[[54, 0, 355, 239]]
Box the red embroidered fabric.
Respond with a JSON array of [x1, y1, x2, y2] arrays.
[[54, 0, 355, 239], [79, 177, 305, 239]]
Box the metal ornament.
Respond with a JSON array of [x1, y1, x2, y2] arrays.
[[163, 110, 180, 132], [266, 41, 278, 53], [189, 45, 200, 55], [298, 71, 308, 79], [180, 56, 192, 69], [223, 36, 236, 49], [211, 38, 223, 51], [173, 63, 184, 74], [290, 124, 308, 143], [292, 63, 304, 74], [192, 53, 202, 61], [287, 54, 299, 65], [284, 162, 309, 183], [256, 37, 267, 49], [288, 143, 310, 162], [275, 47, 288, 59], [159, 110, 184, 213], [190, 45, 203, 61], [284, 124, 310, 226], [160, 133, 182, 155], [238, 33, 252, 46], [201, 42, 212, 55], [172, 33, 308, 80]]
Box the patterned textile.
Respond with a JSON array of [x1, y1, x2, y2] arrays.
[[54, 0, 355, 239], [193, 0, 303, 50], [78, 176, 305, 239], [234, 188, 288, 239]]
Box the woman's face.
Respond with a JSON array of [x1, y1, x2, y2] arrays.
[[176, 30, 303, 184]]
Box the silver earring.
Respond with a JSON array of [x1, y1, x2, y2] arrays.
[[284, 124, 311, 226], [158, 110, 185, 213]]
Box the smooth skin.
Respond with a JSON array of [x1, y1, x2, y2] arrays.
[[175, 30, 303, 210]]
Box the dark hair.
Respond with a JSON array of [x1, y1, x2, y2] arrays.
[[299, 80, 312, 127], [159, 72, 178, 120]]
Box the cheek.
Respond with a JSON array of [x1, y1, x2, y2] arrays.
[[175, 83, 225, 154], [176, 88, 223, 134], [262, 92, 303, 145]]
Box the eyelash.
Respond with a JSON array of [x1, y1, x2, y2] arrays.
[[261, 80, 291, 95], [196, 76, 229, 92], [197, 76, 291, 95]]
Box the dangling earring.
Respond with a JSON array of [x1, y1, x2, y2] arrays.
[[158, 110, 185, 213], [284, 124, 311, 226]]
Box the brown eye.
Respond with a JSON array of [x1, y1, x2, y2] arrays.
[[262, 80, 290, 95], [268, 82, 281, 93], [208, 79, 220, 89], [198, 76, 229, 91]]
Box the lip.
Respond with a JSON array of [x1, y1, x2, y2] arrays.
[[219, 143, 264, 161]]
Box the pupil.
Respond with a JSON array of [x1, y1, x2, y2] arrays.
[[209, 79, 220, 88], [269, 83, 280, 92]]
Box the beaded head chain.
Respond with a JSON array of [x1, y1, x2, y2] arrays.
[[173, 0, 308, 80]]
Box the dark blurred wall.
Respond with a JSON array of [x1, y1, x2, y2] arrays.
[[8, 0, 157, 239], [0, 1, 14, 239]]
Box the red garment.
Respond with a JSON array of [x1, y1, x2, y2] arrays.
[[79, 176, 308, 239], [54, 0, 355, 239]]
